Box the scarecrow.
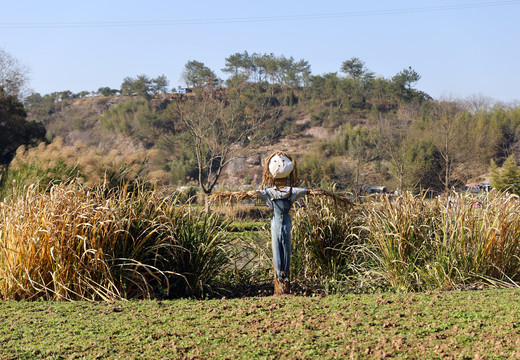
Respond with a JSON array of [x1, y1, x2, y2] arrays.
[[210, 151, 352, 295]]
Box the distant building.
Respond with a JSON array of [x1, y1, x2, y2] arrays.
[[177, 88, 193, 94]]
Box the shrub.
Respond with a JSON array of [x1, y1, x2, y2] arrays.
[[490, 155, 520, 194], [99, 99, 158, 146]]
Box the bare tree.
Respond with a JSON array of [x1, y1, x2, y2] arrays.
[[377, 103, 421, 192], [427, 100, 469, 191], [463, 94, 494, 113], [347, 125, 378, 187], [0, 48, 30, 99], [172, 82, 276, 194]]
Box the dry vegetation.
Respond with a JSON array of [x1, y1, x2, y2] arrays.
[[1, 180, 520, 301], [4, 137, 170, 197], [0, 183, 231, 300]]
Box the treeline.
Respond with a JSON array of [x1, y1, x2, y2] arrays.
[[6, 51, 520, 196], [25, 53, 428, 111]]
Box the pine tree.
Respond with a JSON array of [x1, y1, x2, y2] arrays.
[[490, 155, 520, 193]]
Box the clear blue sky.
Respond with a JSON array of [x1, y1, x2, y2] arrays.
[[2, 0, 519, 102]]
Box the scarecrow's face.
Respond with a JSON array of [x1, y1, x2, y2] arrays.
[[268, 154, 294, 179]]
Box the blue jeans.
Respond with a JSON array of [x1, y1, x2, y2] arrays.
[[271, 198, 292, 280]]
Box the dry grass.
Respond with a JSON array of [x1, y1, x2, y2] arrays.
[[364, 191, 520, 291], [206, 189, 520, 294], [0, 183, 122, 300], [6, 137, 170, 196], [2, 180, 520, 301], [0, 182, 230, 300], [291, 195, 365, 293]]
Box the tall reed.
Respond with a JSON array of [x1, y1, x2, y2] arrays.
[[430, 192, 520, 285], [4, 181, 520, 300], [291, 196, 366, 292], [363, 192, 437, 291], [364, 192, 520, 291], [0, 183, 122, 300], [0, 182, 230, 300]]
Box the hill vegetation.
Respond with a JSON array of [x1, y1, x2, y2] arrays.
[[3, 50, 520, 196]]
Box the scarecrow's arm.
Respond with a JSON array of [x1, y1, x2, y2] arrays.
[[208, 190, 258, 204], [306, 188, 353, 210]]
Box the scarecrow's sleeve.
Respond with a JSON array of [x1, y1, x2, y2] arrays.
[[290, 187, 307, 202], [208, 190, 258, 204], [256, 189, 269, 201], [306, 188, 353, 210]]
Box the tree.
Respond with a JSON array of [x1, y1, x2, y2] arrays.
[[309, 73, 342, 108], [169, 83, 275, 194], [340, 57, 375, 108], [341, 57, 373, 82], [391, 66, 427, 103], [377, 108, 414, 191], [425, 100, 469, 191], [97, 87, 119, 96], [150, 75, 169, 94], [277, 56, 311, 87], [0, 93, 46, 167], [120, 75, 170, 96], [254, 53, 278, 85], [490, 155, 520, 193], [0, 50, 45, 172], [483, 106, 520, 162], [0, 48, 30, 99], [392, 66, 421, 91], [182, 60, 217, 88], [403, 139, 443, 192], [99, 99, 158, 147], [222, 51, 252, 77], [341, 125, 378, 187], [222, 52, 312, 90], [120, 75, 153, 97]]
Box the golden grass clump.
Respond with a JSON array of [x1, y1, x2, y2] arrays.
[[0, 183, 123, 300], [364, 191, 520, 291], [0, 181, 232, 301], [290, 193, 363, 290]]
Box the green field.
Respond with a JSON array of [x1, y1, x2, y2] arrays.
[[2, 289, 520, 359]]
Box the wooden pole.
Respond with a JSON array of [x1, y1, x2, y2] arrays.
[[273, 260, 290, 295], [274, 276, 290, 295]]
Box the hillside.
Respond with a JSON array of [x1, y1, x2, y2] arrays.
[[24, 92, 502, 193], [25, 94, 368, 188]]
